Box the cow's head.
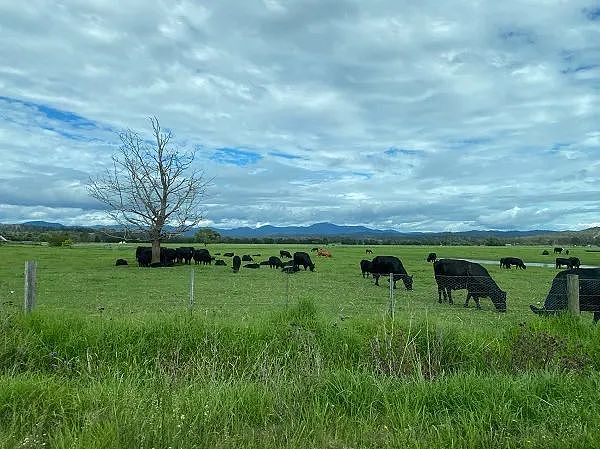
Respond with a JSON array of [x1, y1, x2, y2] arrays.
[[309, 263, 315, 272], [401, 274, 413, 291], [492, 290, 507, 312]]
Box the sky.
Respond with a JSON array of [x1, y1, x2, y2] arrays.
[[0, 0, 599, 232]]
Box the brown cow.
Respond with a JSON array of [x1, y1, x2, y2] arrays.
[[317, 248, 332, 257]]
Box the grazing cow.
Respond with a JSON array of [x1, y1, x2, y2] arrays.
[[501, 257, 526, 269], [242, 255, 253, 262], [311, 247, 319, 252], [554, 247, 563, 254], [215, 259, 226, 266], [244, 263, 260, 269], [366, 249, 373, 254], [433, 259, 507, 311], [223, 252, 234, 257], [293, 252, 315, 271], [427, 252, 437, 263], [268, 256, 283, 268], [280, 250, 292, 258], [370, 256, 413, 290], [556, 258, 572, 269], [115, 258, 128, 266], [317, 248, 332, 257], [232, 256, 241, 273], [176, 247, 195, 264], [530, 268, 600, 322], [542, 250, 550, 255], [193, 249, 213, 265], [569, 257, 581, 268], [360, 259, 372, 278]]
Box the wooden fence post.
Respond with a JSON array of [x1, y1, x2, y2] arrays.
[[388, 273, 395, 318], [24, 260, 37, 313], [189, 267, 195, 313], [566, 274, 580, 315]]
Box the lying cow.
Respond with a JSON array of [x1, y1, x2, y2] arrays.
[[530, 268, 600, 322], [433, 259, 507, 311]]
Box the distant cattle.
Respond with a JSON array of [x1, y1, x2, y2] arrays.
[[242, 255, 253, 262], [370, 256, 413, 290], [500, 257, 526, 269], [214, 252, 221, 256], [223, 252, 234, 257], [565, 249, 570, 255], [366, 249, 373, 254], [542, 250, 549, 255], [280, 250, 292, 258], [268, 256, 283, 268], [252, 254, 261, 257], [360, 259, 372, 278], [232, 256, 241, 273], [293, 252, 315, 271], [311, 247, 319, 252], [569, 257, 581, 268], [214, 259, 226, 266], [556, 258, 572, 269], [433, 259, 507, 311], [427, 252, 437, 263], [193, 249, 213, 265], [136, 246, 177, 267], [530, 268, 600, 322], [244, 263, 260, 269], [176, 247, 195, 264], [115, 258, 128, 266], [554, 247, 563, 254], [317, 248, 332, 257]]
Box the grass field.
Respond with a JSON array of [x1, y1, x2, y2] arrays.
[[1, 243, 600, 448]]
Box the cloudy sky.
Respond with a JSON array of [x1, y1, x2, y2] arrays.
[[1, 0, 599, 231]]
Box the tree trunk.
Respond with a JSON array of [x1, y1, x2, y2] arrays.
[[152, 239, 161, 265]]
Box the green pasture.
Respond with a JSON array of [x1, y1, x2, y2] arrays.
[[1, 243, 600, 448]]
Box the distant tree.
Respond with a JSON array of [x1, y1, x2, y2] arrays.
[[87, 117, 212, 264], [194, 228, 221, 245]]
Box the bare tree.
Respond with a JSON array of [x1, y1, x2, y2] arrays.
[[87, 116, 212, 264]]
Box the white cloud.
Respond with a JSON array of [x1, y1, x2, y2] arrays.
[[0, 0, 599, 231]]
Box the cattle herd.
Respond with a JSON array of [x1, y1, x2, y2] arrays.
[[120, 245, 599, 322]]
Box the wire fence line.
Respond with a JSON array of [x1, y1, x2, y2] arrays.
[[5, 261, 600, 320]]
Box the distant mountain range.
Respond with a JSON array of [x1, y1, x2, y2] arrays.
[[3, 220, 565, 239]]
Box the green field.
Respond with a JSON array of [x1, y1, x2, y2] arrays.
[[1, 243, 600, 448]]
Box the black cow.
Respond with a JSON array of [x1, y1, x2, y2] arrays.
[[427, 252, 437, 263], [282, 265, 300, 273], [565, 249, 570, 255], [311, 247, 319, 252], [242, 255, 253, 262], [366, 249, 373, 254], [268, 256, 283, 268], [223, 252, 234, 257], [556, 258, 572, 269], [161, 248, 177, 266], [501, 257, 526, 269], [530, 268, 600, 322], [136, 246, 151, 267], [433, 259, 507, 311], [244, 263, 260, 269], [554, 247, 563, 254], [370, 256, 413, 290], [215, 259, 226, 266], [252, 253, 261, 257], [360, 259, 372, 278], [259, 260, 271, 266], [280, 250, 292, 258], [542, 250, 549, 255], [214, 252, 221, 256], [115, 258, 128, 266], [232, 256, 241, 273], [569, 257, 581, 268], [193, 249, 213, 265], [293, 252, 315, 271], [176, 247, 195, 264]]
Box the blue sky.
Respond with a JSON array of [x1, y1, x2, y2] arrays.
[[0, 0, 599, 231]]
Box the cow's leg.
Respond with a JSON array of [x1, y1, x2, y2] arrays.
[[474, 296, 481, 309], [594, 312, 600, 323], [373, 274, 380, 286], [438, 286, 443, 303], [464, 292, 470, 308], [447, 289, 453, 305]]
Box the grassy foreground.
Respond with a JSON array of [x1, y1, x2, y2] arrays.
[[1, 243, 600, 448]]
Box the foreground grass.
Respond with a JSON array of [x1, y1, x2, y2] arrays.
[[1, 301, 600, 448]]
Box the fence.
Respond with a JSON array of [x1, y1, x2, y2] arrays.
[[7, 261, 600, 322]]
